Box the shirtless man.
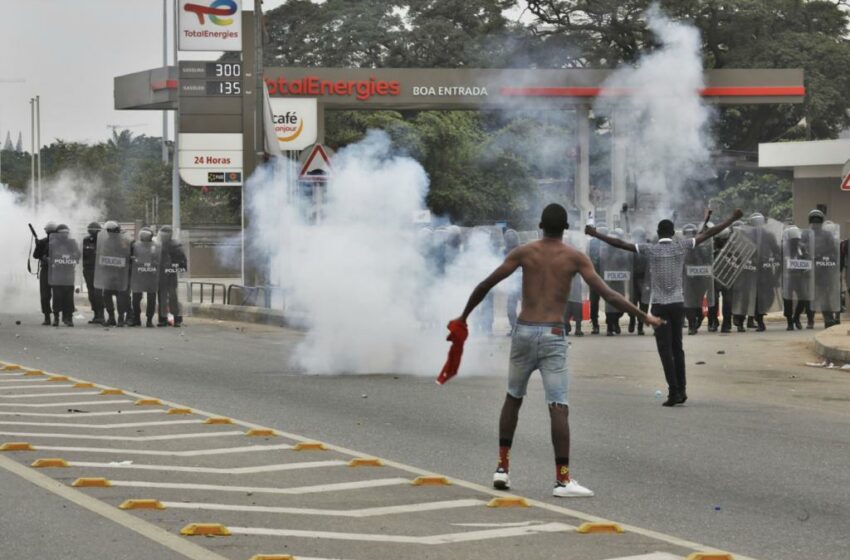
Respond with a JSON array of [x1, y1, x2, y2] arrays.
[[453, 204, 662, 497]]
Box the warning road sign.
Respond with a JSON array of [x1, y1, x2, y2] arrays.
[[299, 144, 334, 182], [841, 159, 850, 191]]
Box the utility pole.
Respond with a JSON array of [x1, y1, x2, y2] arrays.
[[29, 98, 35, 210], [162, 0, 169, 164], [36, 95, 41, 207], [172, 0, 181, 236]]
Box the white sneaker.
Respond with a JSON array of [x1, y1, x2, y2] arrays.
[[553, 479, 594, 497], [493, 469, 510, 490]]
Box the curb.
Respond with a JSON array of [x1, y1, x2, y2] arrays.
[[813, 324, 850, 363], [186, 302, 307, 329]]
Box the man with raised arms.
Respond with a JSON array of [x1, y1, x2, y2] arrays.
[[452, 203, 662, 498]]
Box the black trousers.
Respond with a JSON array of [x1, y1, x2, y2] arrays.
[[707, 286, 732, 330], [564, 301, 582, 330], [51, 285, 74, 317], [39, 270, 52, 314], [132, 292, 157, 320], [83, 268, 103, 318], [158, 284, 180, 317], [651, 302, 686, 393], [103, 290, 130, 317], [629, 278, 646, 329], [589, 289, 600, 328]]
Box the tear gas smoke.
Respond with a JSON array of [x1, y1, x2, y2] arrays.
[[248, 130, 504, 375], [593, 4, 715, 224], [0, 173, 103, 313]]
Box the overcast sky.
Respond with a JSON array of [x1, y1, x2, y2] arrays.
[[0, 0, 287, 148]]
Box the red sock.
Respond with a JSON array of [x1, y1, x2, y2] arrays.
[[556, 459, 570, 484], [497, 445, 511, 472]]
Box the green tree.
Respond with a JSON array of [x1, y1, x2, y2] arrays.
[[712, 172, 793, 222]]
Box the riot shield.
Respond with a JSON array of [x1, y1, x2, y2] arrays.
[[683, 240, 715, 308], [601, 242, 632, 312], [754, 219, 783, 313], [782, 226, 813, 303], [810, 222, 841, 313], [130, 241, 161, 294], [714, 228, 757, 289], [94, 230, 131, 291], [48, 232, 80, 287], [731, 226, 758, 316], [564, 231, 586, 304]]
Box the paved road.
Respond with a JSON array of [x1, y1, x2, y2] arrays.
[[1, 312, 849, 560]]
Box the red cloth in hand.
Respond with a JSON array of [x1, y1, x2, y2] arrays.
[[436, 320, 469, 385]]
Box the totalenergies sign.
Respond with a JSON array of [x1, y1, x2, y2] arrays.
[[179, 0, 242, 52], [266, 76, 401, 102], [269, 98, 318, 151]]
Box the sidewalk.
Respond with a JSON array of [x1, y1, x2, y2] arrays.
[[813, 324, 850, 363]]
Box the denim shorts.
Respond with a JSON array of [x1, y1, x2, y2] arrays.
[[508, 321, 569, 405]]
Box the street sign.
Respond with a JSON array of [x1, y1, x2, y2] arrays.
[[178, 0, 243, 52], [178, 133, 243, 186], [298, 144, 334, 182]]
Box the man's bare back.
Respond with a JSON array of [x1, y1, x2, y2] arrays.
[[514, 239, 583, 324]]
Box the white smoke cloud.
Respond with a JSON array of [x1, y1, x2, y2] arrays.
[[248, 130, 504, 375], [593, 4, 714, 222], [0, 173, 103, 314]]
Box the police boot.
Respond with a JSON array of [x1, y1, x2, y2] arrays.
[[591, 322, 599, 335], [793, 314, 803, 330], [637, 322, 645, 336], [574, 324, 584, 337], [105, 313, 116, 327], [62, 313, 74, 327], [174, 316, 183, 327], [786, 317, 795, 331], [116, 313, 126, 328], [52, 313, 59, 327], [746, 316, 757, 329], [756, 316, 766, 332], [628, 315, 636, 333], [42, 313, 51, 326], [157, 316, 168, 327], [146, 317, 154, 328]]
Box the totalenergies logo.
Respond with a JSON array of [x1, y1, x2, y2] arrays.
[[184, 0, 237, 26]]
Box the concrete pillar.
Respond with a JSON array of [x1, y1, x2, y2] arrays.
[[574, 105, 592, 225], [610, 118, 627, 225], [316, 103, 325, 145]]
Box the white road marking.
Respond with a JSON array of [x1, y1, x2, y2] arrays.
[[452, 521, 542, 528], [0, 400, 134, 408], [0, 430, 244, 441], [111, 477, 410, 495], [34, 443, 293, 456], [605, 554, 682, 560], [229, 522, 574, 545], [67, 459, 347, 474], [0, 378, 49, 383], [0, 391, 103, 399], [0, 455, 230, 560], [161, 499, 485, 517], [0, 384, 75, 390], [0, 419, 202, 429], [0, 410, 164, 418]]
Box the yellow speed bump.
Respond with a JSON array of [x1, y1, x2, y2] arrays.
[[23, 370, 45, 376], [47, 376, 70, 382], [576, 522, 624, 534], [135, 398, 162, 406], [685, 554, 735, 560], [204, 417, 233, 425], [73, 382, 95, 388], [348, 457, 383, 467], [180, 523, 230, 537], [486, 496, 530, 508], [249, 555, 294, 560], [99, 388, 124, 395], [72, 477, 112, 488], [245, 428, 276, 437], [411, 475, 451, 486], [1, 364, 23, 371], [167, 408, 193, 415], [119, 499, 165, 510], [31, 458, 69, 468], [293, 441, 326, 451], [0, 442, 34, 452]]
